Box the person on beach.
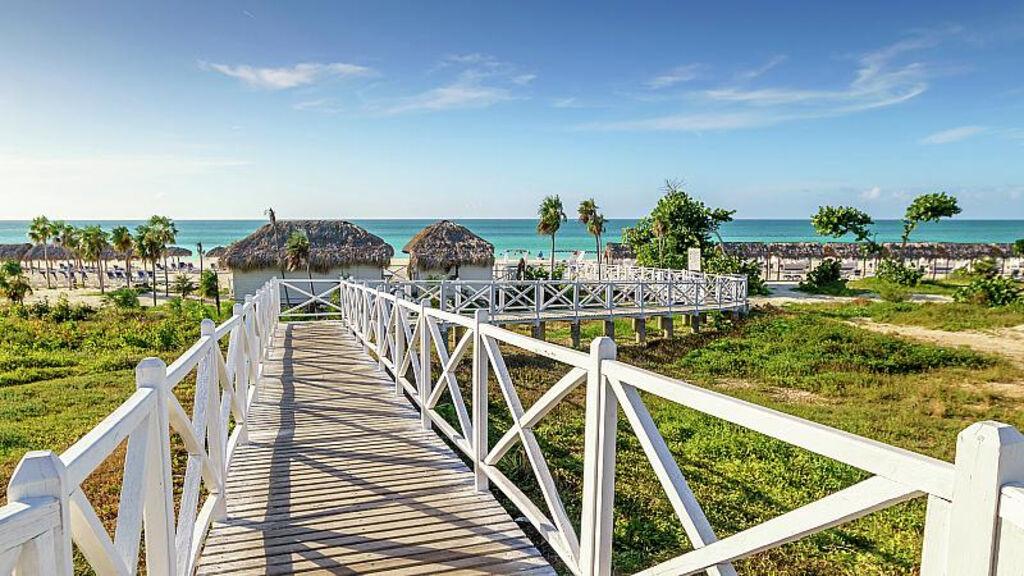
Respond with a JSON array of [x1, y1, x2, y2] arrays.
[[516, 258, 526, 280]]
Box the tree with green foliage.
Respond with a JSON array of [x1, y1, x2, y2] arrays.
[[172, 274, 196, 298], [198, 269, 220, 312], [577, 198, 605, 278], [536, 195, 567, 279], [285, 229, 313, 304], [79, 225, 110, 294], [148, 215, 178, 297], [902, 192, 961, 246], [133, 224, 163, 306], [54, 222, 79, 289], [28, 216, 55, 288], [110, 226, 133, 287], [0, 261, 32, 305], [1013, 239, 1024, 257], [624, 180, 734, 269], [810, 206, 874, 244]]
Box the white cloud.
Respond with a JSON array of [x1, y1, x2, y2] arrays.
[[552, 97, 580, 108], [861, 186, 882, 200], [647, 64, 702, 89], [592, 31, 949, 132], [737, 54, 787, 80], [387, 54, 529, 114], [201, 61, 373, 89], [920, 125, 987, 144]]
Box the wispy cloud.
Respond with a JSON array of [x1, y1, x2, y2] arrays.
[[386, 54, 530, 114], [920, 125, 987, 144], [647, 64, 702, 89], [201, 61, 374, 90], [737, 54, 787, 80], [861, 186, 882, 200], [591, 30, 952, 132], [552, 97, 581, 108]]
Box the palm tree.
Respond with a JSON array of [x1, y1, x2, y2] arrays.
[[537, 195, 567, 279], [28, 216, 54, 288], [148, 215, 177, 297], [285, 230, 312, 310], [134, 225, 162, 306], [55, 222, 79, 289], [110, 226, 133, 288], [578, 199, 602, 275], [79, 226, 110, 293], [652, 211, 669, 267], [0, 261, 32, 305], [588, 213, 606, 279]]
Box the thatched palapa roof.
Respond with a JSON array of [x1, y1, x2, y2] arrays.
[[0, 243, 31, 261], [221, 220, 394, 272], [165, 246, 193, 257], [205, 246, 226, 258], [604, 242, 634, 261], [24, 243, 71, 260], [402, 220, 494, 270]]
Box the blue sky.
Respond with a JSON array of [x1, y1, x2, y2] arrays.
[[1, 1, 1022, 220]]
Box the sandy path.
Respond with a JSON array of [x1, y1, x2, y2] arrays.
[[849, 319, 1024, 369]]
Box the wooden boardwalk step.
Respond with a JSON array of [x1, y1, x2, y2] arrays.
[[197, 322, 555, 576]]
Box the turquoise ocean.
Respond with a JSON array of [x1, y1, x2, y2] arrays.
[[1, 219, 1021, 259]]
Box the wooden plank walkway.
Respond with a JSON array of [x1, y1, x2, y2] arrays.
[[197, 322, 555, 575]]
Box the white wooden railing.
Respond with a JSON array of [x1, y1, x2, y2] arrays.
[[0, 279, 280, 576], [336, 277, 1024, 576]]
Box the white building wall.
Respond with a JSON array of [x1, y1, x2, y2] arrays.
[[231, 265, 384, 301]]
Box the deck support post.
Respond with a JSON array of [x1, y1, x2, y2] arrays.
[[659, 315, 674, 339], [632, 318, 646, 345], [939, 422, 1024, 575], [571, 321, 581, 349], [472, 310, 490, 492], [7, 451, 72, 575], [393, 303, 404, 396], [136, 357, 176, 576], [603, 319, 615, 340], [579, 337, 617, 576], [419, 299, 431, 431], [692, 313, 702, 334], [532, 321, 546, 341]]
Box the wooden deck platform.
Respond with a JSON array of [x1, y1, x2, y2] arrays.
[[196, 322, 554, 575]]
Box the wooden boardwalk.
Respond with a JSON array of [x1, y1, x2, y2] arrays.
[[196, 322, 554, 575]]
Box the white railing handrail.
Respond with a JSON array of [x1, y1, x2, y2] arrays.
[[334, 276, 1024, 576], [1, 278, 281, 576]]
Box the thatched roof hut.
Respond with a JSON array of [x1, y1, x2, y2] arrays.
[[221, 220, 393, 273], [205, 246, 226, 258], [402, 220, 494, 271], [722, 242, 767, 260], [24, 243, 71, 261], [0, 243, 31, 261], [604, 242, 634, 262], [165, 246, 193, 258]]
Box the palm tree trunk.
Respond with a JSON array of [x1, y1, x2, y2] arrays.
[[549, 235, 556, 280], [43, 245, 51, 289], [594, 234, 601, 280], [98, 258, 105, 294], [126, 254, 132, 288], [151, 259, 157, 306], [162, 254, 169, 297]]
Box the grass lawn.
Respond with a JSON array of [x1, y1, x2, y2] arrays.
[[435, 307, 1024, 575], [847, 276, 966, 296], [788, 299, 1024, 331]]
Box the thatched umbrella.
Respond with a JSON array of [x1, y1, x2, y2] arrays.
[[221, 220, 393, 272], [0, 243, 31, 263], [165, 246, 193, 258], [205, 246, 226, 258], [604, 242, 634, 264], [402, 220, 493, 279]]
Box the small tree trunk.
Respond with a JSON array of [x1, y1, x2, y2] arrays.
[[98, 258, 105, 294], [126, 254, 132, 288], [549, 235, 556, 280], [162, 254, 169, 297], [151, 259, 157, 306], [43, 245, 51, 289]]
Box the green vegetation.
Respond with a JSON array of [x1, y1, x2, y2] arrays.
[[848, 275, 963, 296], [435, 307, 1023, 575], [901, 192, 962, 247], [537, 195, 568, 279], [577, 198, 606, 278], [0, 262, 33, 305], [789, 299, 1024, 331], [951, 259, 1024, 307], [796, 258, 864, 296]]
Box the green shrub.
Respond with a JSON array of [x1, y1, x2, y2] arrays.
[[796, 259, 848, 295], [704, 251, 770, 296], [877, 259, 924, 286], [877, 283, 910, 303], [953, 277, 1023, 307], [47, 294, 94, 322], [103, 288, 141, 310]]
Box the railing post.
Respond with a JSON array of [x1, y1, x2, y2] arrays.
[[472, 309, 490, 492], [201, 319, 227, 519], [7, 450, 72, 576], [136, 357, 176, 576], [376, 286, 386, 372], [393, 299, 404, 395], [579, 337, 617, 576], [942, 421, 1024, 575], [419, 298, 432, 431], [232, 302, 249, 446]]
